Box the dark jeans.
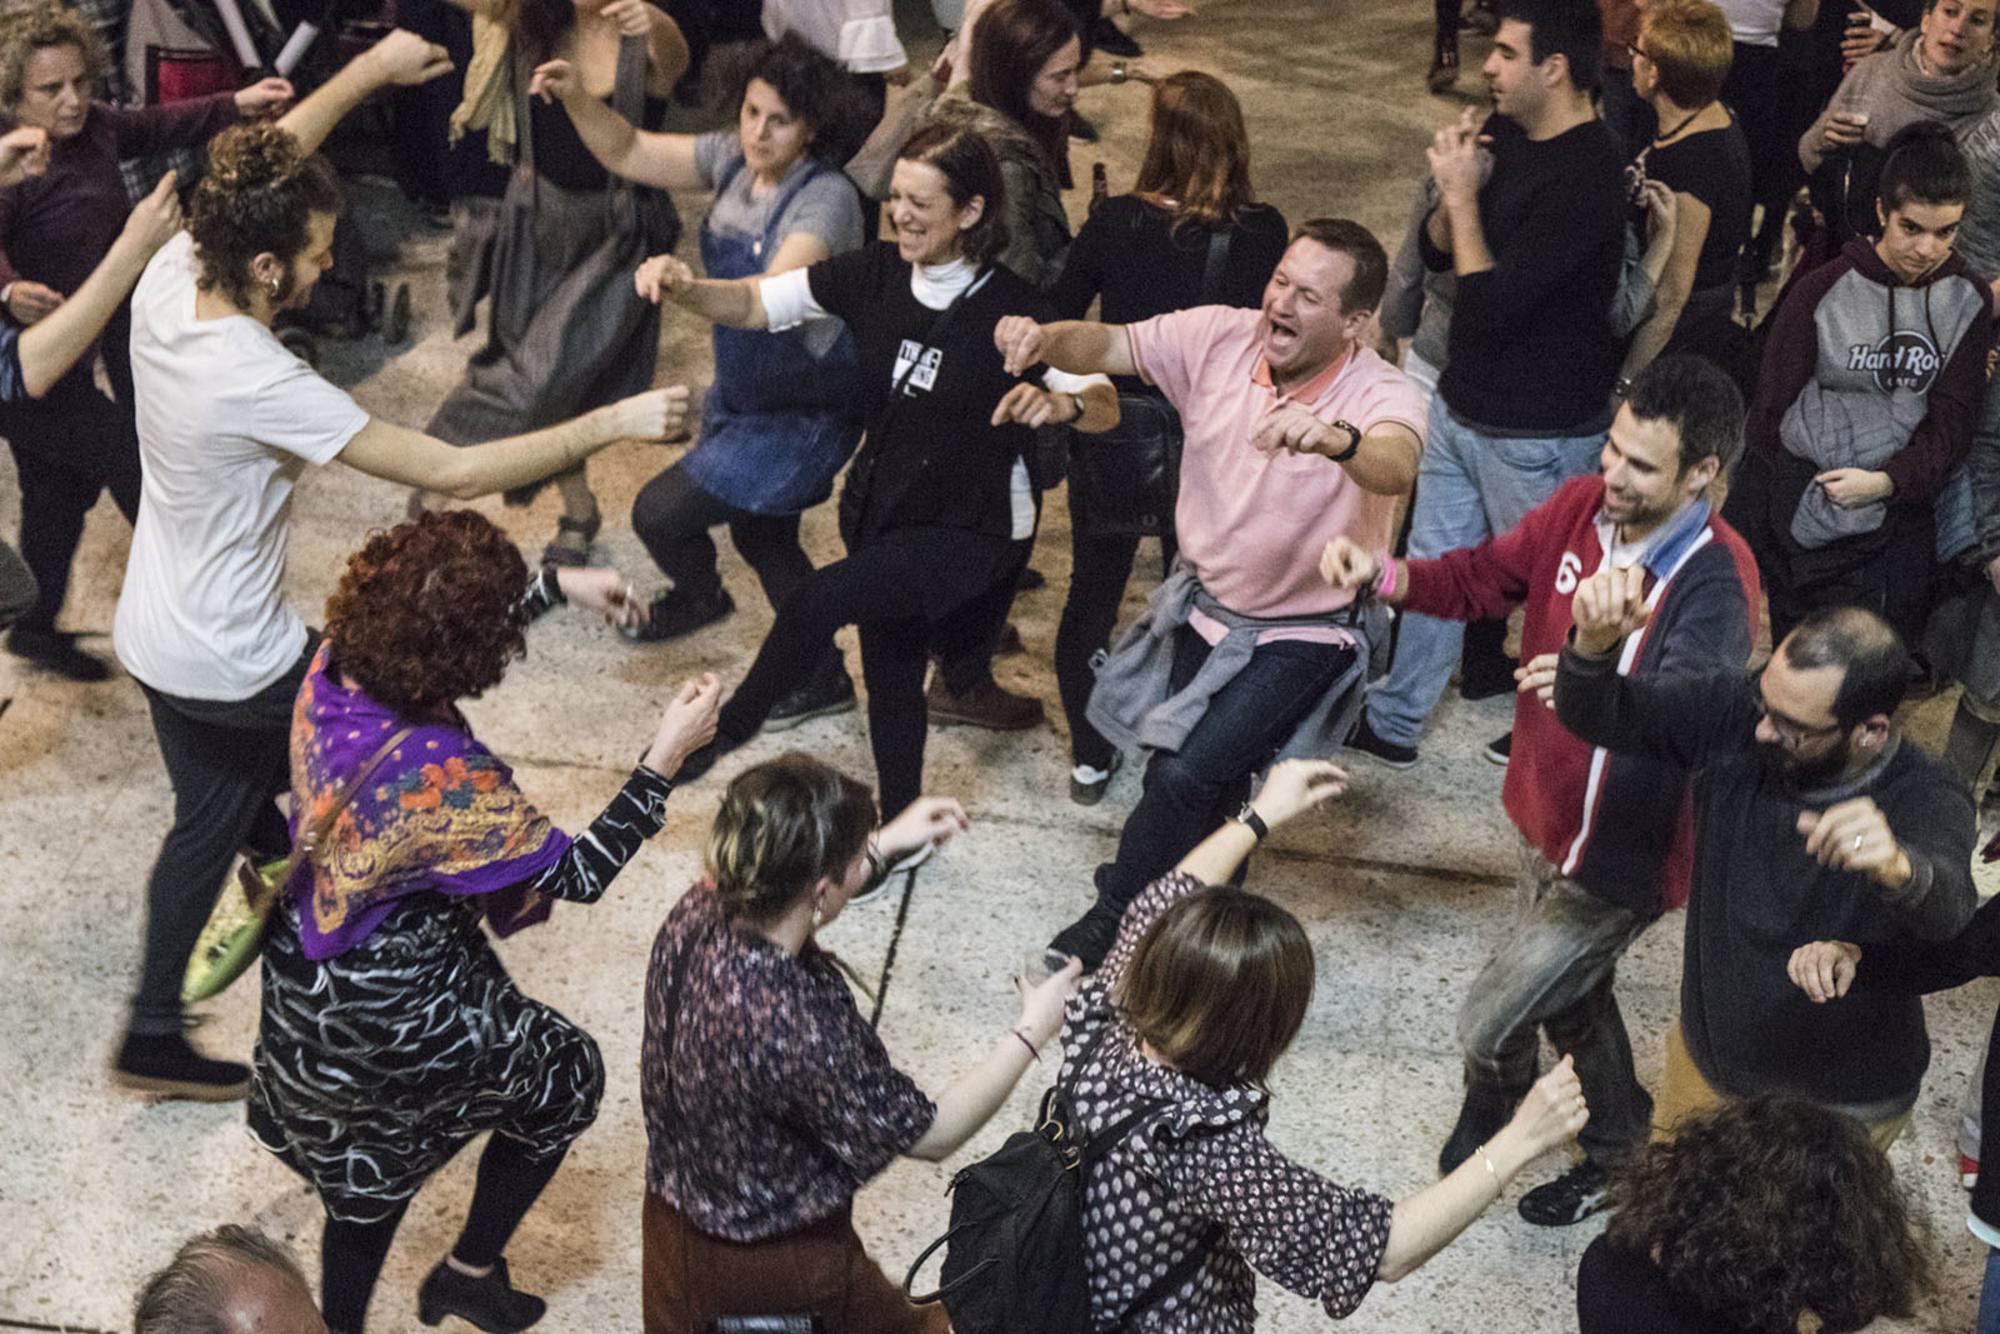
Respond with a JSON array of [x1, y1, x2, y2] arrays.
[[1457, 842, 1656, 1166], [631, 463, 816, 613], [1091, 629, 1354, 917], [1056, 524, 1139, 771], [0, 538, 34, 632], [1, 381, 141, 634], [935, 534, 1034, 695], [1723, 40, 1794, 269], [129, 643, 314, 1035], [717, 528, 1015, 819]]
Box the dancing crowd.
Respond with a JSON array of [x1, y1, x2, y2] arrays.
[[5, 0, 2000, 1328]]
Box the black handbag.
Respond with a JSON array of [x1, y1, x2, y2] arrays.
[[1068, 228, 1232, 540]]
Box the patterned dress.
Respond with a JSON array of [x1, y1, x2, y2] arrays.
[[248, 573, 675, 1224], [1059, 871, 1396, 1330]]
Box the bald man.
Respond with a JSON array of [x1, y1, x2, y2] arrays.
[[134, 1226, 326, 1334], [1555, 596, 1976, 1149]]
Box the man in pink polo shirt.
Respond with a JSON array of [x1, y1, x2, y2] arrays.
[[995, 219, 1428, 969]]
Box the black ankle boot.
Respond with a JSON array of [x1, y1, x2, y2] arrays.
[[417, 1257, 547, 1333], [1438, 1081, 1519, 1176]]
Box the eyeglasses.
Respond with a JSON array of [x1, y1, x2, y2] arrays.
[[1754, 694, 1844, 749], [1626, 40, 1652, 62]]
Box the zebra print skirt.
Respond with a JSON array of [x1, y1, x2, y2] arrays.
[[247, 894, 605, 1224]]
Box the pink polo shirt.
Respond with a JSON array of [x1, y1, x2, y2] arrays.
[[1127, 306, 1427, 637]]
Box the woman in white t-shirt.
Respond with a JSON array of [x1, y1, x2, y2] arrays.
[[110, 35, 689, 1102]]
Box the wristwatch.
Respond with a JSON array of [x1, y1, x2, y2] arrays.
[[1111, 60, 1129, 85], [1234, 801, 1269, 842], [1327, 419, 1363, 462]]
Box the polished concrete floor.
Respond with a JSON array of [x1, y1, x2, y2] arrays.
[[1, 0, 1994, 1329]]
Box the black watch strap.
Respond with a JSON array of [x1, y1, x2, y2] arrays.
[[1327, 420, 1363, 463], [1235, 802, 1269, 841]]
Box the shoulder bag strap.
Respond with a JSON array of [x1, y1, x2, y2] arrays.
[[264, 724, 416, 899], [865, 267, 990, 442], [1198, 227, 1232, 306]]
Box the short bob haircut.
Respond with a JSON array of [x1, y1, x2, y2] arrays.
[[897, 121, 1010, 267], [729, 33, 872, 167], [967, 0, 1080, 183], [1133, 71, 1257, 231], [1605, 1095, 1931, 1332], [322, 510, 530, 715], [1636, 0, 1734, 109], [0, 0, 109, 116], [190, 122, 344, 310], [707, 754, 878, 922], [1115, 887, 1314, 1088]]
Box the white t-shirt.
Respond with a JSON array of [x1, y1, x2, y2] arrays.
[[114, 232, 370, 701], [1713, 0, 1785, 47]]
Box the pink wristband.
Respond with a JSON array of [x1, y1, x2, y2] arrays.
[[1374, 553, 1398, 601]]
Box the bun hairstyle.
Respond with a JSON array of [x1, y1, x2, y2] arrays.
[[189, 122, 343, 308], [706, 755, 877, 922], [1877, 118, 1972, 213]]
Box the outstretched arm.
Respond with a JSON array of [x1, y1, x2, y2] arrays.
[[18, 173, 181, 398], [635, 252, 770, 328], [336, 387, 690, 498], [993, 316, 1137, 378], [279, 30, 454, 157], [529, 58, 703, 191]]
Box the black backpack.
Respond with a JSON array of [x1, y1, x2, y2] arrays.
[[902, 1030, 1219, 1333]]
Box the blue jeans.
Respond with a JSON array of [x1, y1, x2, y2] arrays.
[[1981, 1248, 2000, 1334], [1365, 400, 1604, 747]]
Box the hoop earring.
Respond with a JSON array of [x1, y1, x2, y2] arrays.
[[267, 278, 281, 297]]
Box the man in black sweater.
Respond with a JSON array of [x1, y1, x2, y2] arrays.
[[1351, 0, 1629, 771], [1554, 591, 1976, 1144]]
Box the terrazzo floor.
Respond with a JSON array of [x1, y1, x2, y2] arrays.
[[1, 0, 1994, 1329]]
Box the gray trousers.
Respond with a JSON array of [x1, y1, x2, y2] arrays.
[[1458, 840, 1656, 1166]]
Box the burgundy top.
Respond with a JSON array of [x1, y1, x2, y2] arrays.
[[641, 884, 937, 1242], [1060, 871, 1395, 1330], [0, 96, 236, 389]]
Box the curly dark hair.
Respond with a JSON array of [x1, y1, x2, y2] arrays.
[[322, 511, 530, 714], [189, 122, 343, 309], [1604, 1095, 1932, 1332], [722, 34, 872, 167]]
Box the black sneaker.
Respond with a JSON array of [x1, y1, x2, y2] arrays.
[[112, 1030, 250, 1101], [1483, 732, 1512, 766], [1070, 752, 1123, 806], [1438, 1082, 1519, 1176], [417, 1256, 547, 1332], [765, 660, 856, 732], [1047, 901, 1123, 974], [7, 627, 111, 682], [629, 586, 734, 642], [1517, 1161, 1612, 1227], [1345, 714, 1419, 770]]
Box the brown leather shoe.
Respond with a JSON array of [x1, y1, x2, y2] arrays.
[[926, 676, 1045, 731]]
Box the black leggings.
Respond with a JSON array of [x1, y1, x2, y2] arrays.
[[716, 527, 1015, 818], [0, 381, 141, 634], [320, 1134, 571, 1333], [630, 462, 816, 612]]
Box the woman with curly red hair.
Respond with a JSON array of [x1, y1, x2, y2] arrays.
[[247, 510, 720, 1334]]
